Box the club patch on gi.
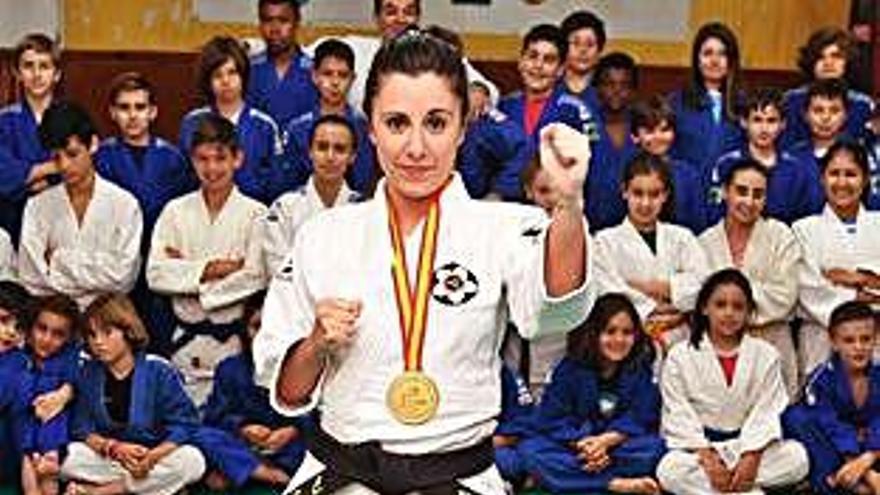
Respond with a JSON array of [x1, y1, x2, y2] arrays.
[[431, 262, 479, 306]]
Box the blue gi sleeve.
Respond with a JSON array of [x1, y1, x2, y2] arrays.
[[157, 363, 201, 445], [70, 369, 98, 441], [202, 358, 248, 433]]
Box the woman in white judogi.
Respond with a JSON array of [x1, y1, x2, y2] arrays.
[[254, 31, 593, 495], [594, 153, 709, 351], [147, 114, 267, 406], [699, 159, 801, 399], [793, 140, 880, 378], [262, 115, 361, 275], [0, 227, 15, 281], [657, 269, 808, 495], [17, 119, 142, 310]]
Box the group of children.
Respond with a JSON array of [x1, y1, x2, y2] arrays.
[[0, 0, 878, 493]]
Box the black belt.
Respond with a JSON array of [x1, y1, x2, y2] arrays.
[[169, 320, 242, 354], [291, 425, 494, 495]]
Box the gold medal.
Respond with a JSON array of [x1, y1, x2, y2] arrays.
[[386, 371, 439, 425]]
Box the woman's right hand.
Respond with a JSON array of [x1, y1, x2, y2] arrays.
[[313, 298, 362, 354]]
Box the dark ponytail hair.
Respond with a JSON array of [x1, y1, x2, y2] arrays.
[[567, 293, 654, 373], [621, 152, 676, 223]]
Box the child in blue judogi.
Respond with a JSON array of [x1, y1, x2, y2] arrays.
[[630, 96, 706, 234], [179, 36, 286, 205], [0, 34, 60, 245], [784, 301, 880, 495], [499, 24, 597, 166], [708, 88, 820, 226], [96, 72, 195, 355], [10, 294, 81, 495], [283, 39, 375, 194], [196, 291, 306, 490], [0, 281, 34, 484], [668, 23, 744, 180], [246, 0, 317, 128], [522, 293, 664, 494], [781, 27, 874, 149], [61, 294, 205, 495]]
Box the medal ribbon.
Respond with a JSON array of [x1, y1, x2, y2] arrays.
[[388, 194, 440, 372]]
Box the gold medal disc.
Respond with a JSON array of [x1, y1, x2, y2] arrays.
[[386, 371, 439, 425]]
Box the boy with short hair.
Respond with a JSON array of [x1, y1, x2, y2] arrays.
[[97, 72, 195, 242], [784, 301, 880, 495], [247, 0, 318, 128], [559, 10, 605, 106], [584, 52, 639, 232], [17, 101, 143, 310], [630, 95, 706, 233], [709, 87, 818, 225], [96, 71, 195, 354], [499, 24, 597, 160], [284, 39, 375, 194], [0, 33, 62, 245], [148, 113, 267, 406], [789, 79, 850, 215]]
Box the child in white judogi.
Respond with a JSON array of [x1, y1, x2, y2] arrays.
[[699, 159, 801, 399], [793, 140, 880, 379], [594, 153, 708, 352], [657, 269, 809, 495], [262, 114, 361, 275], [147, 113, 267, 406], [17, 102, 141, 309]]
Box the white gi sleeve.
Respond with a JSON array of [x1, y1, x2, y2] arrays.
[[739, 351, 787, 452], [593, 232, 658, 320], [793, 221, 855, 326], [660, 344, 711, 450], [146, 203, 208, 296], [749, 225, 800, 326], [262, 198, 294, 277], [253, 224, 320, 417], [668, 231, 709, 312], [0, 227, 16, 281], [17, 199, 54, 296], [503, 208, 594, 339], [200, 209, 268, 311]]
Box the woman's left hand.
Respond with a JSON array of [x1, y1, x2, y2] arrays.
[[539, 123, 591, 203]]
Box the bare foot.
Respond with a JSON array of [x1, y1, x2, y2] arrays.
[[204, 470, 230, 491], [252, 463, 290, 485], [64, 482, 90, 495], [608, 477, 662, 494]]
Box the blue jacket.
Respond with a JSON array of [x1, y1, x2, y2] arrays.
[[860, 136, 880, 210], [71, 353, 200, 447], [788, 140, 832, 216], [668, 89, 744, 178], [283, 105, 376, 194], [499, 85, 599, 163], [800, 354, 880, 455], [458, 109, 530, 200], [535, 357, 660, 444], [247, 50, 318, 129], [781, 85, 874, 149], [95, 136, 197, 247], [179, 104, 287, 204], [0, 101, 53, 244], [707, 147, 822, 225]]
